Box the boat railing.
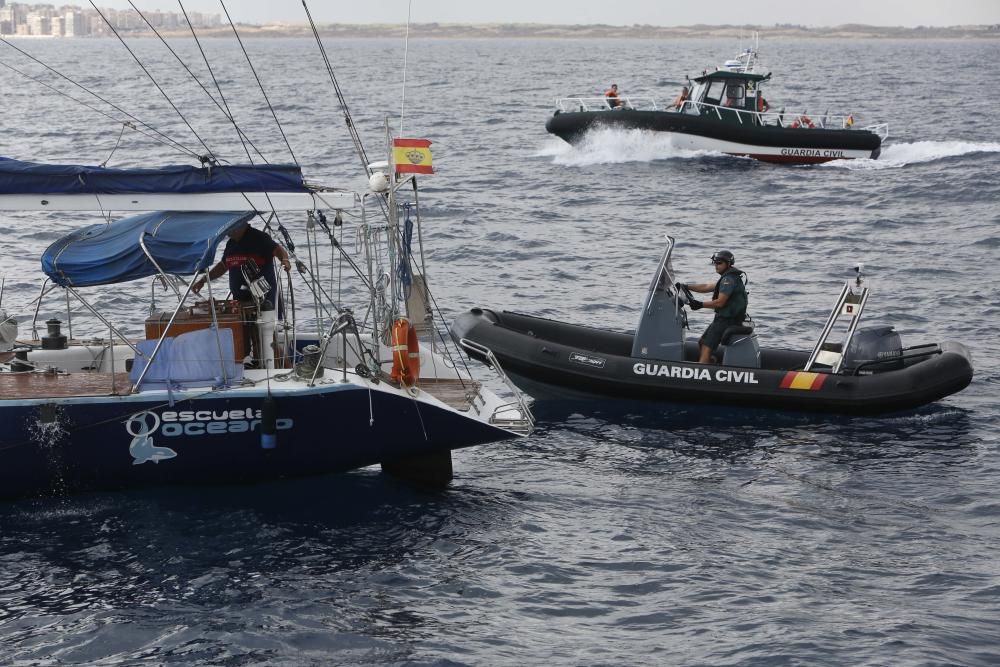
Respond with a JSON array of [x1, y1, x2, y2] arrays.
[[458, 338, 535, 435], [804, 278, 871, 374], [679, 100, 887, 134], [555, 96, 659, 112], [864, 123, 890, 141], [556, 97, 887, 136]]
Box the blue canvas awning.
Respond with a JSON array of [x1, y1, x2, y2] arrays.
[[0, 157, 306, 194], [42, 211, 256, 287]]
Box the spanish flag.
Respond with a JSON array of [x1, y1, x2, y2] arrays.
[[393, 138, 434, 175], [779, 371, 828, 391]]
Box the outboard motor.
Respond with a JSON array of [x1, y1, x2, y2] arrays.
[[843, 326, 903, 374]]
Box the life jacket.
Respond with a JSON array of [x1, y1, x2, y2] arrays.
[[712, 267, 748, 321]]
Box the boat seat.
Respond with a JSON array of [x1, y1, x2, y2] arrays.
[[720, 324, 754, 346]]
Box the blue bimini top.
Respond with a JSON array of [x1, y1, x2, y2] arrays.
[[42, 210, 256, 287], [0, 157, 306, 194]]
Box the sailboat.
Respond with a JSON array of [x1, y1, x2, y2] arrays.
[[0, 11, 533, 500]]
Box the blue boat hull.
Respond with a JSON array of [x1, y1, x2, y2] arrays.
[[0, 383, 511, 499]]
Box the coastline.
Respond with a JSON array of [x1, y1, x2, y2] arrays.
[[3, 23, 998, 40]]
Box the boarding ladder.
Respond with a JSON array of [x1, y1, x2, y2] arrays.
[[458, 339, 535, 435], [803, 268, 870, 374]]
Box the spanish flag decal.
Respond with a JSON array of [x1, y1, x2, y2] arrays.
[[393, 138, 434, 175], [779, 371, 828, 391]]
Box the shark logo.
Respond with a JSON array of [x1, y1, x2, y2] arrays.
[[126, 411, 177, 465]]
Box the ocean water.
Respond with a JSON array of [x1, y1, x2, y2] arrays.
[[2, 35, 1000, 666]]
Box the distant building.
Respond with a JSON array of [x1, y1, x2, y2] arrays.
[[0, 3, 221, 36], [0, 4, 21, 35], [26, 11, 50, 35], [64, 10, 84, 37]]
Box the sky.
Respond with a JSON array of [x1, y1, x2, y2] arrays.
[[108, 1, 1000, 28]]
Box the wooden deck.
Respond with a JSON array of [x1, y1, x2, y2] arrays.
[[0, 371, 130, 400], [417, 377, 481, 411], [0, 370, 481, 407]]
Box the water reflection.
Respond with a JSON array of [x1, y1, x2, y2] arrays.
[[0, 471, 513, 625], [532, 398, 978, 466]]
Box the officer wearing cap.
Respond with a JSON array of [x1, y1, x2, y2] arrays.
[[677, 250, 748, 364]]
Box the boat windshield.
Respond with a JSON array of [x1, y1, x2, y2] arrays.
[[649, 236, 678, 294], [689, 81, 708, 103]]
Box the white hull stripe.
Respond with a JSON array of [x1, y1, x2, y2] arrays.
[[664, 132, 873, 161]]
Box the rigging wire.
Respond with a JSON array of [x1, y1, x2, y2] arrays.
[[88, 0, 217, 164], [100, 122, 129, 167], [0, 39, 202, 161], [126, 0, 267, 165], [300, 1, 391, 226], [175, 0, 259, 165], [219, 0, 298, 166], [301, 0, 372, 176]]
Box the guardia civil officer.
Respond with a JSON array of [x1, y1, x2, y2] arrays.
[[678, 250, 748, 364]]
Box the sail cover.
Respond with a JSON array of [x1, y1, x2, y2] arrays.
[[42, 211, 256, 287], [0, 157, 306, 194]]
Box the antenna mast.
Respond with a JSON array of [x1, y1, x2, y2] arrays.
[[400, 0, 413, 136]]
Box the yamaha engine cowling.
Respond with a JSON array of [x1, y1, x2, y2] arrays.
[[843, 326, 903, 374]]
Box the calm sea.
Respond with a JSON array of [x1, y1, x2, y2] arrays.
[[1, 36, 999, 666]]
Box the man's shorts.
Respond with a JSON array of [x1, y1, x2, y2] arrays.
[[700, 317, 742, 352]]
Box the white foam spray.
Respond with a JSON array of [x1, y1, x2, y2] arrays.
[[536, 129, 722, 166], [823, 140, 1000, 170], [540, 131, 1000, 170]]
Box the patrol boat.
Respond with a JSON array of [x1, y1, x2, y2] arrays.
[[545, 68, 888, 164], [450, 237, 972, 415]]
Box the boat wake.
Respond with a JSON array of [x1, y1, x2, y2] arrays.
[[823, 140, 1000, 170], [537, 130, 722, 166], [540, 133, 1000, 170]]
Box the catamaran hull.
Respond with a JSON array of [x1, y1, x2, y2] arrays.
[[452, 309, 972, 415], [0, 382, 513, 500], [545, 110, 882, 163]]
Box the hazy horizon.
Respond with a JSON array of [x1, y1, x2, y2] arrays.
[[92, 0, 999, 28]]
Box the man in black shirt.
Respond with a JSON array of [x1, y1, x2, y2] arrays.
[[192, 222, 292, 367], [193, 222, 291, 305]]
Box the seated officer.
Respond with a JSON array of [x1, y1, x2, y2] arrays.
[[678, 250, 748, 364]]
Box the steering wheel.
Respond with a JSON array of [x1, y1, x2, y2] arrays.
[[678, 284, 699, 307]]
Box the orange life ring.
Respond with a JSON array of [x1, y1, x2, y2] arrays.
[[790, 115, 815, 129], [390, 318, 420, 387]]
